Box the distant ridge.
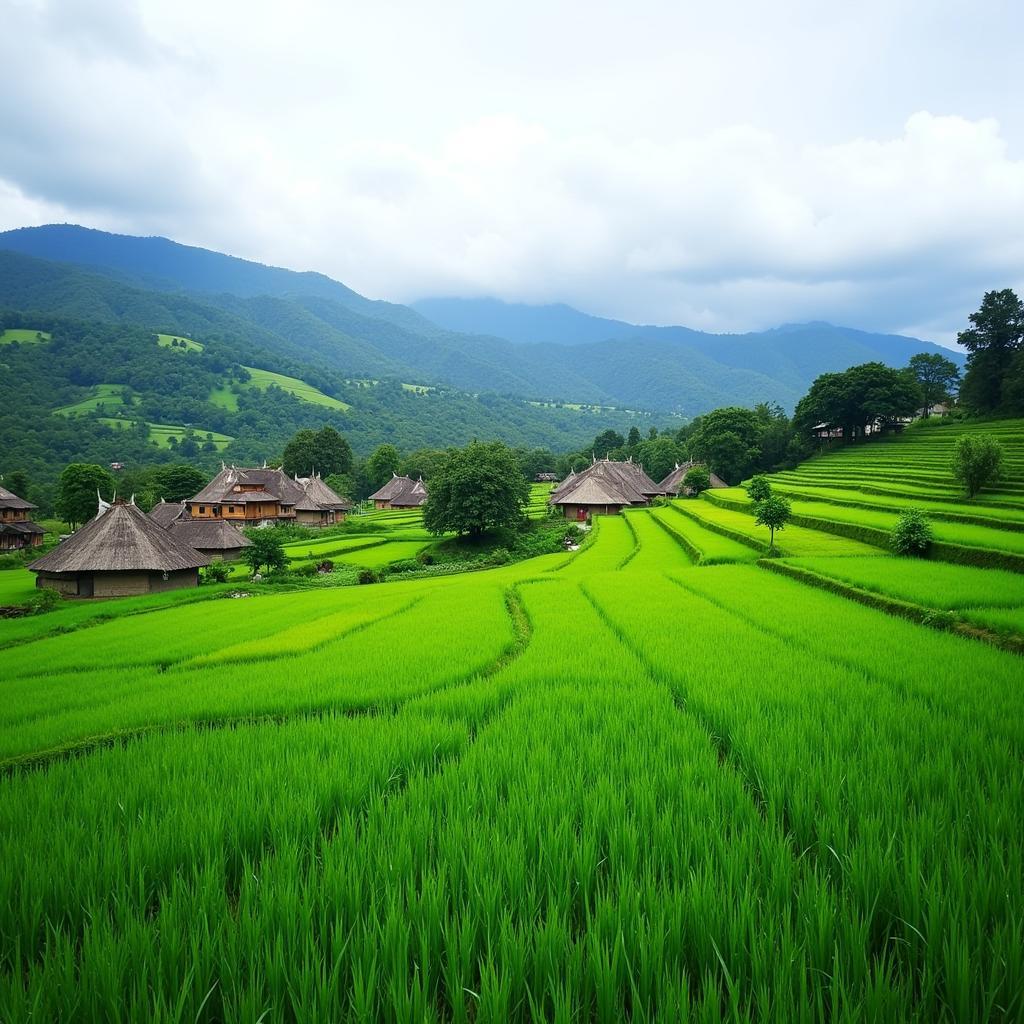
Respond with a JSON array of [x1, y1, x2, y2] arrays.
[[0, 224, 964, 415]]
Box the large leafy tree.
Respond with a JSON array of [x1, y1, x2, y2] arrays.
[[282, 426, 353, 477], [55, 463, 116, 529], [423, 441, 530, 538], [908, 353, 960, 418], [686, 407, 762, 484], [958, 289, 1024, 413], [148, 464, 208, 503], [1, 469, 30, 500], [242, 529, 288, 576], [400, 448, 450, 482], [794, 362, 921, 440], [364, 444, 401, 490], [635, 436, 684, 483]]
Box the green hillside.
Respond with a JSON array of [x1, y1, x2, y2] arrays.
[[156, 332, 204, 352], [241, 366, 351, 410], [0, 328, 49, 345]]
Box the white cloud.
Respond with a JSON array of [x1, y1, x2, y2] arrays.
[[1, 0, 1023, 346]]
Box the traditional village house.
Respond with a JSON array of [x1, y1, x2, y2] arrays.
[[187, 465, 350, 527], [0, 484, 45, 552], [148, 500, 252, 561], [549, 459, 665, 520], [658, 462, 727, 496], [30, 497, 208, 597], [368, 474, 428, 510], [293, 473, 353, 526], [534, 472, 560, 483]]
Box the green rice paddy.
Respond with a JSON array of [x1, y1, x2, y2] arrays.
[[96, 418, 235, 450], [53, 383, 136, 417], [1, 423, 1022, 1019]]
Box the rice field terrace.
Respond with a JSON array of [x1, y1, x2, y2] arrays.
[[1, 435, 1023, 1021]]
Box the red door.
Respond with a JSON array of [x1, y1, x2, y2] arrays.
[[576, 507, 587, 521]]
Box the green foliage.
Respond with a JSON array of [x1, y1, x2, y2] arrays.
[[951, 434, 1004, 497], [682, 466, 711, 495], [147, 464, 208, 504], [364, 443, 401, 490], [54, 463, 115, 529], [201, 561, 231, 584], [745, 474, 772, 502], [423, 441, 531, 537], [686, 407, 762, 483], [399, 447, 449, 482], [908, 352, 960, 416], [1, 469, 29, 499], [281, 425, 353, 477], [753, 494, 792, 552], [23, 587, 60, 615], [890, 508, 934, 556], [794, 361, 922, 440], [957, 288, 1024, 414], [242, 529, 288, 576]]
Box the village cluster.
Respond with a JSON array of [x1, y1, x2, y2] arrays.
[[0, 457, 723, 598]]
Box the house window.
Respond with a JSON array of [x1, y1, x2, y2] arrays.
[[228, 506, 235, 513], [199, 505, 206, 514]]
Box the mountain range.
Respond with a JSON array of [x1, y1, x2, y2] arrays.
[[0, 224, 962, 417]]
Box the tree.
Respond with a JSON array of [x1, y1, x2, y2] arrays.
[[890, 509, 933, 556], [323, 473, 354, 500], [55, 463, 115, 529], [958, 289, 1024, 413], [282, 426, 353, 478], [627, 426, 642, 451], [149, 464, 207, 503], [400, 448, 450, 482], [365, 444, 401, 490], [686, 407, 762, 484], [746, 475, 772, 502], [951, 435, 1004, 498], [423, 441, 530, 538], [635, 436, 683, 483], [754, 495, 791, 554], [591, 429, 626, 460], [2, 469, 29, 499], [908, 353, 960, 418], [243, 529, 288, 576], [682, 466, 710, 495]]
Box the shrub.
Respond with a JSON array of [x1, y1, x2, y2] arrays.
[[358, 569, 379, 585], [682, 466, 711, 496], [746, 475, 772, 502], [890, 509, 934, 556], [416, 550, 435, 566], [201, 561, 231, 584], [951, 435, 1004, 497], [25, 587, 60, 615]]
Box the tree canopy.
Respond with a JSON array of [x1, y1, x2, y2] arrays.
[[364, 444, 401, 491], [958, 289, 1024, 414], [951, 435, 1004, 498], [55, 463, 115, 529], [281, 425, 353, 478], [423, 441, 530, 538], [908, 353, 960, 418]]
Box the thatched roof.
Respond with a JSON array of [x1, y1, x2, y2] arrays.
[[169, 519, 251, 551], [659, 462, 727, 495], [30, 501, 209, 573], [190, 465, 305, 506], [550, 459, 665, 507], [0, 520, 44, 536], [148, 499, 188, 528], [296, 474, 352, 511], [368, 474, 428, 507], [0, 485, 35, 511]]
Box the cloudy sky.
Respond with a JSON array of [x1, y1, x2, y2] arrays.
[[2, 0, 1023, 345]]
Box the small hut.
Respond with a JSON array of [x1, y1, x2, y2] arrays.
[[658, 462, 727, 496], [368, 474, 428, 510], [167, 519, 251, 561], [0, 484, 45, 551], [30, 498, 208, 597]]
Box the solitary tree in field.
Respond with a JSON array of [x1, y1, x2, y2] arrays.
[[424, 441, 530, 538], [682, 466, 711, 495], [908, 353, 960, 418], [890, 509, 933, 556], [754, 495, 791, 554], [55, 463, 115, 529], [746, 475, 772, 502], [243, 530, 288, 577], [951, 435, 1004, 498]]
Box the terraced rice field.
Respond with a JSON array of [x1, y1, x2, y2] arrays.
[[1, 433, 1022, 1019], [97, 418, 235, 450]]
